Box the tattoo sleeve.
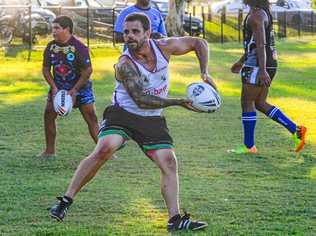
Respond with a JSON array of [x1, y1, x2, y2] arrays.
[[194, 39, 209, 74], [117, 61, 183, 109]]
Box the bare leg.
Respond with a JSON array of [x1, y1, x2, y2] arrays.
[[41, 100, 58, 156], [79, 103, 99, 144], [254, 86, 273, 114], [150, 149, 180, 218], [239, 84, 264, 149], [65, 134, 124, 199], [241, 83, 263, 112]]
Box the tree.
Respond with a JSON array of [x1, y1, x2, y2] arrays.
[[165, 0, 186, 36]]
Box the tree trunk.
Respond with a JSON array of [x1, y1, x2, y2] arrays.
[[165, 0, 185, 36]]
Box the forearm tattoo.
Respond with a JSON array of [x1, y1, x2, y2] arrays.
[[118, 61, 181, 109]]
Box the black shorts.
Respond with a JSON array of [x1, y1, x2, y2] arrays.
[[241, 66, 277, 86], [98, 105, 173, 152]]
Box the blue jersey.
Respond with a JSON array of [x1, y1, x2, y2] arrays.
[[114, 5, 167, 36]]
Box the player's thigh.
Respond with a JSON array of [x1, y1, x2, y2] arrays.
[[44, 96, 58, 119], [79, 103, 98, 124], [91, 134, 125, 158], [241, 83, 263, 102]]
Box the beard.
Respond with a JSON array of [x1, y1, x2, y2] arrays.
[[127, 38, 146, 52]]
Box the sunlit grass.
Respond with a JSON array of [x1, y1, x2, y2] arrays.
[[0, 81, 45, 105], [310, 167, 316, 180], [0, 40, 315, 235], [268, 97, 316, 145]]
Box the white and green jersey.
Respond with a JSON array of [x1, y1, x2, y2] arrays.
[[112, 39, 169, 117]]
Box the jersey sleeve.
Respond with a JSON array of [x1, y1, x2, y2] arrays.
[[77, 46, 92, 69]]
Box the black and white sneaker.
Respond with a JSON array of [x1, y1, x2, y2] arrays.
[[50, 196, 73, 221], [167, 212, 208, 232]]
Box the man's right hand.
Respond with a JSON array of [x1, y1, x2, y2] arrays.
[[257, 69, 271, 87], [231, 61, 243, 74], [180, 99, 201, 112], [51, 87, 58, 97]]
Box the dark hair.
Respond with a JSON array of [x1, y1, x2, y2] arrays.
[[124, 13, 151, 31], [53, 15, 73, 34], [243, 0, 270, 10]]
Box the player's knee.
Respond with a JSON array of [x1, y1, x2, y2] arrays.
[[255, 101, 268, 113], [44, 108, 56, 120], [162, 154, 177, 173], [94, 144, 115, 161], [241, 100, 254, 111]]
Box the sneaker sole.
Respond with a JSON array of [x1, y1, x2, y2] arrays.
[[192, 224, 208, 231], [227, 149, 257, 154], [50, 213, 63, 222], [167, 223, 208, 232]]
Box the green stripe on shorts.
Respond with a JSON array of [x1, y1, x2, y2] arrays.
[[98, 129, 130, 140], [142, 143, 173, 152]]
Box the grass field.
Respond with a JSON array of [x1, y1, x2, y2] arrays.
[[0, 39, 315, 235]]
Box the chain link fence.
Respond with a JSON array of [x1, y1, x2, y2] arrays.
[[188, 3, 316, 43]]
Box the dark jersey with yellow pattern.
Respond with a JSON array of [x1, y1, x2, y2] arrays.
[[243, 8, 278, 68], [43, 36, 92, 90]]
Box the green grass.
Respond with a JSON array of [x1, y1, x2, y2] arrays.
[[0, 39, 315, 235]]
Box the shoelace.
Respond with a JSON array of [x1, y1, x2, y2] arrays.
[[182, 211, 191, 220]]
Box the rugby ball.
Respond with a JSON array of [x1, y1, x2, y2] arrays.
[[186, 82, 221, 113], [53, 90, 73, 116]]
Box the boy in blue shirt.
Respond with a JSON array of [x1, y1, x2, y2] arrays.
[[114, 0, 167, 44]]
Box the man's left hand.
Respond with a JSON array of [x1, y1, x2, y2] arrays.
[[150, 32, 164, 39], [201, 73, 217, 90], [68, 88, 78, 104]]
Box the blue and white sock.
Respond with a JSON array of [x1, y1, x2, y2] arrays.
[[267, 106, 296, 134], [242, 112, 257, 148]]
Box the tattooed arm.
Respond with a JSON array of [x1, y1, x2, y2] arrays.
[[115, 56, 195, 110]]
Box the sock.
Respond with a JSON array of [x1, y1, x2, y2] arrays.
[[242, 112, 257, 148], [168, 214, 181, 223], [62, 195, 73, 204], [267, 106, 296, 134]]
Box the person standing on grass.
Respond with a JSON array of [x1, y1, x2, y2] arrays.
[[49, 13, 217, 232], [114, 0, 167, 45], [39, 15, 99, 157], [229, 0, 306, 154]]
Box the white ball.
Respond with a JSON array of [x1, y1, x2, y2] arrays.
[[186, 82, 221, 113], [53, 90, 73, 116]]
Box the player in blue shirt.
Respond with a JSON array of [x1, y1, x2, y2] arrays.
[[114, 0, 167, 44]]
